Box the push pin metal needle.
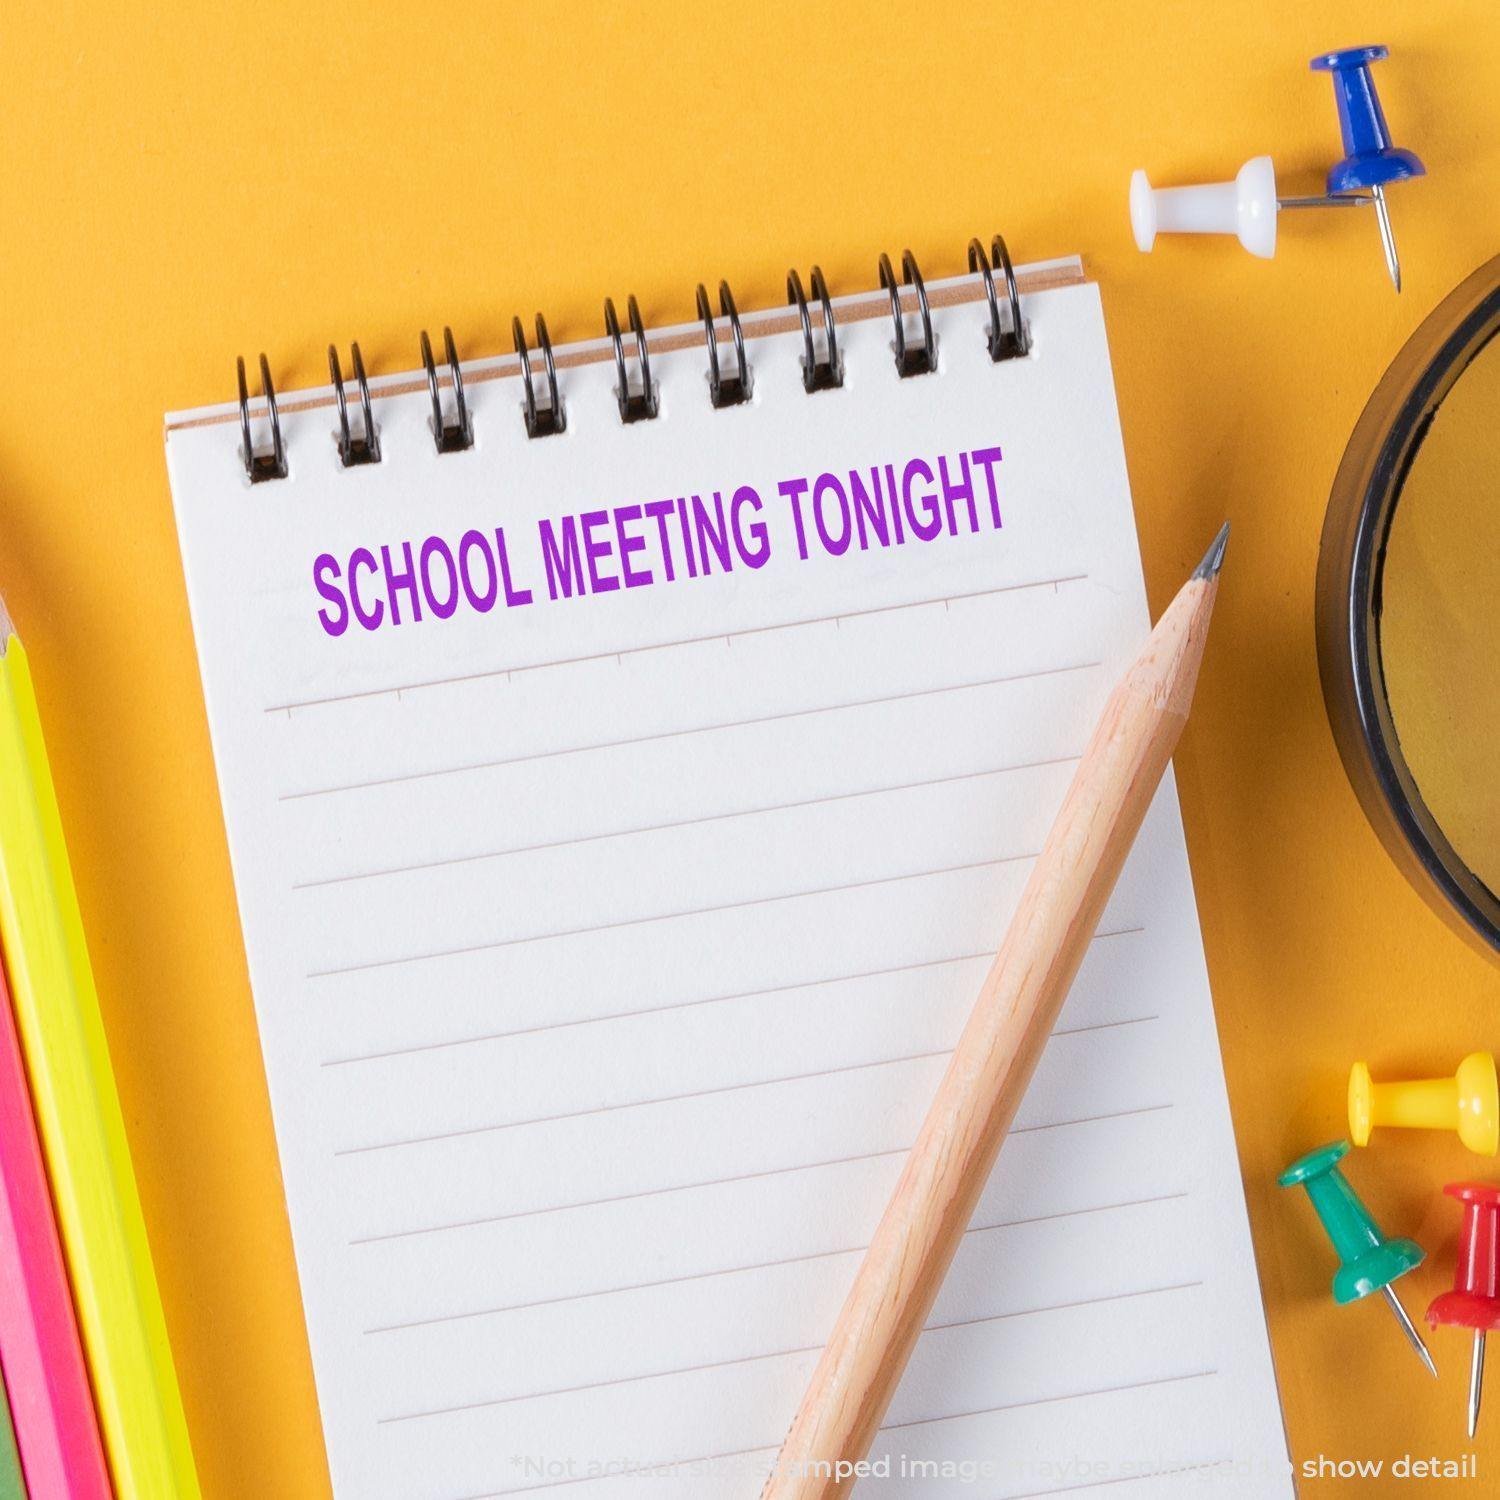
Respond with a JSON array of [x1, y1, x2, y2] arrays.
[[1130, 156, 1372, 260], [1279, 1141, 1437, 1377], [1310, 45, 1426, 292], [1383, 1283, 1441, 1380], [1427, 1184, 1500, 1437], [1131, 44, 1422, 289]]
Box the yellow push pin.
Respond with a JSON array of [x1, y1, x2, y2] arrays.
[[1349, 1053, 1499, 1156]]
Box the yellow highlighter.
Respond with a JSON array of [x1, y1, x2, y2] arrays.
[[0, 597, 200, 1499]]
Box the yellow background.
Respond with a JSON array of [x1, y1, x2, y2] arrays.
[[2, 2, 1498, 1493]]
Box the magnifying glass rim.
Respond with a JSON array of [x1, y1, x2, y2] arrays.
[[1317, 254, 1500, 958]]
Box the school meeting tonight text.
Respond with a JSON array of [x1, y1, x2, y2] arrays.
[[309, 445, 1005, 637]]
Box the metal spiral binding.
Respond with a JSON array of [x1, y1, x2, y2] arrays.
[[231, 230, 1031, 476], [787, 266, 842, 392], [514, 313, 565, 437], [969, 235, 1029, 360], [236, 354, 287, 482], [604, 295, 657, 422], [420, 327, 474, 452], [696, 281, 752, 408], [329, 343, 381, 465], [878, 249, 936, 377]]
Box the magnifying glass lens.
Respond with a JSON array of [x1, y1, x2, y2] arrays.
[[1380, 335, 1500, 900]]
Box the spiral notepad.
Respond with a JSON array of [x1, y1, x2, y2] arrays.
[[164, 243, 1291, 1499]]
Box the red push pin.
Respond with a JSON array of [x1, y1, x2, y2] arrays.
[[1427, 1183, 1500, 1436]]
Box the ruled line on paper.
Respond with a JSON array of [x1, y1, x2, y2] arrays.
[[318, 932, 1147, 1067], [292, 754, 1084, 890], [881, 1368, 1220, 1435], [279, 660, 1103, 802], [321, 950, 993, 1065], [1053, 1013, 1158, 1039], [335, 1046, 953, 1156], [436, 1369, 1219, 1499], [334, 1018, 1163, 1159], [263, 574, 1090, 714], [363, 1188, 1190, 1334], [348, 1144, 911, 1245], [378, 1283, 1204, 1425], [347, 1105, 1175, 1244], [307, 851, 1040, 979]]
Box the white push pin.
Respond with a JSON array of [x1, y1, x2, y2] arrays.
[[1130, 155, 1278, 258], [1130, 155, 1370, 260]]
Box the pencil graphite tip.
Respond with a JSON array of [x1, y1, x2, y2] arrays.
[[1192, 522, 1230, 581]]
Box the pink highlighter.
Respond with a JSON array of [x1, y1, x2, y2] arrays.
[[0, 959, 112, 1498]]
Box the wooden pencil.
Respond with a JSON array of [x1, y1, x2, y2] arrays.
[[761, 525, 1229, 1500], [0, 593, 201, 1499], [0, 953, 112, 1499]]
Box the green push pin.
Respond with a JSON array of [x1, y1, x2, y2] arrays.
[[1279, 1140, 1437, 1376]]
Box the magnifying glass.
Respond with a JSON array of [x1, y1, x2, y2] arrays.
[[1318, 255, 1500, 956]]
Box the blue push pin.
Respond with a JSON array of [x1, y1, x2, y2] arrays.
[[1311, 45, 1425, 292]]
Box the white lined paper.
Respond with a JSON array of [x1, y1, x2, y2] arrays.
[[166, 269, 1290, 1498]]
